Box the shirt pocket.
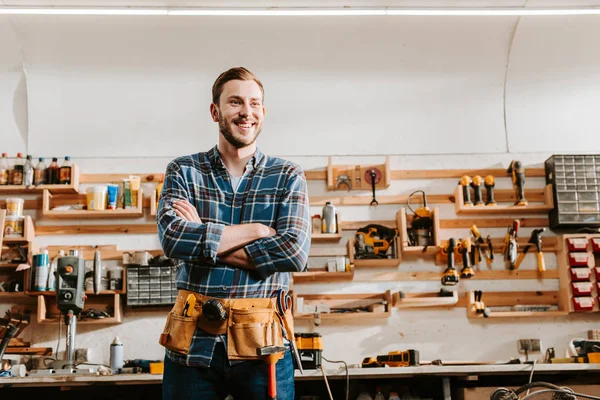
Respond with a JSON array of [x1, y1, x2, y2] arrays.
[[242, 192, 277, 222]]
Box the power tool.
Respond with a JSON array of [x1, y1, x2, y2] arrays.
[[354, 224, 398, 259], [484, 175, 497, 206], [441, 238, 459, 286], [407, 190, 434, 247], [294, 333, 323, 370], [362, 349, 420, 368], [514, 228, 546, 271], [458, 238, 474, 278], [459, 175, 473, 206], [507, 160, 528, 206], [470, 176, 484, 206], [502, 220, 520, 270]]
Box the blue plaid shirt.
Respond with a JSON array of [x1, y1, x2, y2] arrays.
[[157, 145, 311, 367]]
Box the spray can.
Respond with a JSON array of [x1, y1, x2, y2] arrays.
[[321, 202, 338, 234], [110, 336, 124, 373]]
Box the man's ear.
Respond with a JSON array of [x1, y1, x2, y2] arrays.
[[262, 106, 267, 118], [210, 103, 219, 122]]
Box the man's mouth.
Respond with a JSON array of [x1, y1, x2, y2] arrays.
[[235, 121, 255, 130]]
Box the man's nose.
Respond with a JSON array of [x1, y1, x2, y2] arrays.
[[240, 102, 252, 117]]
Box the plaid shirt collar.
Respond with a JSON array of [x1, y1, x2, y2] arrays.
[[207, 145, 265, 172]]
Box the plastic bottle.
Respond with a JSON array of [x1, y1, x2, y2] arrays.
[[321, 201, 338, 234], [60, 156, 72, 184], [34, 157, 47, 186], [374, 388, 385, 400], [47, 249, 64, 291], [10, 153, 24, 185], [34, 249, 50, 291], [110, 336, 124, 373], [23, 155, 34, 187], [0, 153, 8, 185], [47, 157, 60, 184]]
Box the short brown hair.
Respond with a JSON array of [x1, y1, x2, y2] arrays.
[[212, 67, 264, 105]]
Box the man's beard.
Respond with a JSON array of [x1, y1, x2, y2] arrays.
[[219, 115, 262, 149]]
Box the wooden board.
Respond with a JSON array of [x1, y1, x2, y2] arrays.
[[352, 270, 559, 282], [292, 270, 354, 284], [41, 188, 144, 219], [4, 347, 52, 355], [0, 164, 79, 194]]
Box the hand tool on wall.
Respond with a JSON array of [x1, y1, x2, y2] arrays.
[[335, 174, 352, 191], [458, 238, 474, 278], [470, 175, 484, 206], [484, 175, 497, 206], [486, 236, 494, 263], [514, 228, 546, 271], [459, 175, 473, 206], [407, 190, 433, 248], [354, 224, 398, 259], [273, 289, 303, 374], [473, 290, 490, 318], [257, 345, 287, 400], [441, 238, 459, 286], [507, 160, 528, 206], [470, 225, 492, 267], [502, 220, 520, 270], [365, 168, 382, 205]]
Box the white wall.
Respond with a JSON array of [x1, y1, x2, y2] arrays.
[[2, 13, 600, 368]]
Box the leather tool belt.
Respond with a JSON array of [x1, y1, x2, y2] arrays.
[[159, 289, 294, 361]]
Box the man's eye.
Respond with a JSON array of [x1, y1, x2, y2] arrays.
[[231, 100, 240, 105], [251, 102, 261, 107]]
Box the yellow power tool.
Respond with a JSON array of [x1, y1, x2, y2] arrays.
[[484, 175, 497, 206], [507, 160, 528, 206], [470, 176, 484, 206], [441, 238, 460, 286], [354, 224, 398, 259], [457, 238, 474, 278]]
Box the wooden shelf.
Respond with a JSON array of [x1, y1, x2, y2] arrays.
[[351, 269, 559, 282], [0, 291, 28, 298], [37, 293, 123, 325], [292, 267, 354, 284], [397, 207, 440, 256], [392, 290, 461, 309], [28, 290, 125, 296], [292, 291, 392, 321], [150, 190, 157, 216], [454, 184, 554, 215], [41, 188, 144, 219], [2, 215, 35, 243], [466, 290, 568, 319], [326, 156, 391, 191], [0, 164, 80, 194], [311, 232, 343, 243], [347, 237, 401, 268]]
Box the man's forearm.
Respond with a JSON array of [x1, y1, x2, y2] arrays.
[[217, 224, 270, 256], [219, 248, 255, 270]]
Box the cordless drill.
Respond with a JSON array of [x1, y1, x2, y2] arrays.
[[484, 175, 497, 206], [459, 176, 473, 206], [507, 160, 527, 206], [470, 176, 484, 206], [441, 238, 459, 286], [458, 238, 474, 278]]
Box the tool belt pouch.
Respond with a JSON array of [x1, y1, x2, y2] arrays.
[[227, 304, 283, 361], [158, 298, 199, 355]]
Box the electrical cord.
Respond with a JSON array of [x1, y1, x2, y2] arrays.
[[320, 365, 334, 400], [525, 359, 536, 396], [322, 356, 349, 400]]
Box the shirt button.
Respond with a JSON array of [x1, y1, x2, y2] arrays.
[[222, 286, 228, 291]]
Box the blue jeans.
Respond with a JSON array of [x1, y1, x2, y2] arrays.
[[162, 342, 295, 400]]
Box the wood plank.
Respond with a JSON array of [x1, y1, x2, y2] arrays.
[[292, 271, 354, 283], [440, 218, 549, 229], [36, 224, 158, 235], [80, 173, 163, 183], [352, 270, 559, 282], [5, 347, 52, 355]]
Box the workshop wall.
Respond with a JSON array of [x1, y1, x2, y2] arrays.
[[1, 13, 600, 367]]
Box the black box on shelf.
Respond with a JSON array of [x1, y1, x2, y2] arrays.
[[545, 155, 600, 230], [126, 260, 177, 307]]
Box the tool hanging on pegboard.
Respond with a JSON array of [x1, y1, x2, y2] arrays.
[[407, 190, 434, 249], [502, 219, 520, 270], [365, 168, 382, 205]]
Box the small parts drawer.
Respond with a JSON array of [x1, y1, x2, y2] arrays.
[[569, 252, 590, 267], [572, 281, 593, 296], [570, 267, 592, 282], [592, 238, 600, 253], [573, 296, 594, 312], [567, 238, 589, 252]]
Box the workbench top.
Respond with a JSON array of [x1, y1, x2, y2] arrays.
[[1, 363, 599, 387]]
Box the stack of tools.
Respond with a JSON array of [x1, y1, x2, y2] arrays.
[[362, 350, 420, 368], [406, 190, 434, 248], [458, 175, 498, 206], [470, 225, 493, 268], [354, 224, 398, 259]]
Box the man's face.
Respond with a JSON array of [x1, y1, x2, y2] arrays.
[[212, 80, 265, 149]]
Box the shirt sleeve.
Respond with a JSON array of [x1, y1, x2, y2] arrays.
[[243, 167, 311, 279], [157, 159, 225, 263]]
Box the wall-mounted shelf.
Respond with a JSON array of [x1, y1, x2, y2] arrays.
[[326, 156, 391, 191], [41, 188, 144, 219], [0, 164, 80, 194], [466, 290, 568, 319], [2, 215, 35, 244], [292, 265, 355, 284], [397, 207, 440, 256], [292, 291, 391, 321], [392, 290, 461, 309], [347, 237, 401, 268], [454, 184, 554, 215], [37, 293, 123, 325]]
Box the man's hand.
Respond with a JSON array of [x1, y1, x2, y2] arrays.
[[173, 200, 202, 223]]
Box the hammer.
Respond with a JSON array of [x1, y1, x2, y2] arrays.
[[514, 228, 546, 271], [257, 345, 287, 399]]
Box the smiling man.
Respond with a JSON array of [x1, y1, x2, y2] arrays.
[[157, 67, 311, 400]]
